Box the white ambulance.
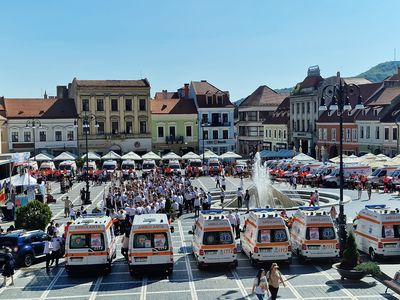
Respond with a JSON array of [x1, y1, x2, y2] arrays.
[[291, 207, 339, 261], [128, 214, 174, 276], [65, 214, 117, 274], [240, 209, 292, 265], [189, 210, 237, 269], [323, 165, 372, 187], [354, 204, 400, 261]]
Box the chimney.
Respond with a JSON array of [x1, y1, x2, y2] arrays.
[[44, 91, 48, 99], [184, 83, 189, 98], [57, 86, 67, 99]]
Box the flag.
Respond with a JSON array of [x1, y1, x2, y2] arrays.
[[0, 186, 7, 203]]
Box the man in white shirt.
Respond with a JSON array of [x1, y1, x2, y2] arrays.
[[227, 211, 237, 237], [50, 233, 62, 267]]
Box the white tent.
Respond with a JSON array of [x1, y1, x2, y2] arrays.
[[219, 151, 242, 159], [101, 151, 121, 160], [121, 151, 142, 160], [203, 150, 219, 159], [376, 153, 390, 160], [292, 153, 316, 163], [181, 152, 201, 160], [30, 153, 53, 161], [11, 173, 37, 186], [53, 152, 77, 161], [81, 152, 101, 161], [329, 154, 348, 163], [162, 152, 181, 160], [142, 151, 162, 160]]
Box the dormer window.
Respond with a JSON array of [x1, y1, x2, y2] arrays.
[[207, 96, 212, 105], [217, 95, 223, 105]]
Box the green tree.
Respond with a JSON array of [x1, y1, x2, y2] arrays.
[[341, 231, 359, 270], [15, 200, 52, 231]]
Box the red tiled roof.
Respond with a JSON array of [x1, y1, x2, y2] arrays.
[[75, 79, 150, 88], [151, 98, 197, 114], [240, 85, 286, 107], [154, 91, 179, 100], [300, 75, 324, 89], [191, 80, 234, 108], [4, 98, 78, 119]]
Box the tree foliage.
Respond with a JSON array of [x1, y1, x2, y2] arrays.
[[15, 200, 52, 231], [340, 231, 360, 270]]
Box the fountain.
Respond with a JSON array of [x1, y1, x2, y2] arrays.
[[251, 152, 275, 208]]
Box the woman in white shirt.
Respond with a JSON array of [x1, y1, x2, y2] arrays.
[[252, 268, 270, 300]]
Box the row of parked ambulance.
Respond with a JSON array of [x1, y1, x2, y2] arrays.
[[59, 204, 400, 276]]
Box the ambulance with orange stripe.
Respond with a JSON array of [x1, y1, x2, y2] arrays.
[[354, 204, 400, 261], [189, 210, 237, 269], [291, 207, 339, 261], [128, 214, 174, 276], [65, 214, 117, 274], [240, 209, 292, 265]]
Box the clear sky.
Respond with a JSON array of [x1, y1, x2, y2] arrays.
[[1, 0, 399, 101]]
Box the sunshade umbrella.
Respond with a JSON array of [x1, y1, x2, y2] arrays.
[[53, 152, 77, 161], [202, 150, 219, 159], [141, 151, 162, 160], [81, 152, 101, 161], [30, 153, 54, 161], [219, 151, 242, 159], [181, 152, 201, 160], [329, 154, 348, 163], [292, 153, 316, 163], [162, 152, 181, 160], [376, 153, 390, 160], [121, 151, 142, 160], [101, 151, 121, 160]]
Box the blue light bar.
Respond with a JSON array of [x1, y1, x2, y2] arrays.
[[298, 206, 320, 211], [250, 208, 274, 212], [365, 204, 386, 209], [201, 210, 224, 214]]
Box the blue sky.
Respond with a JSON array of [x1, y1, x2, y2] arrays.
[[0, 0, 399, 100]]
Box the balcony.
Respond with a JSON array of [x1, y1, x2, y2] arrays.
[[203, 122, 231, 127], [165, 135, 184, 144]]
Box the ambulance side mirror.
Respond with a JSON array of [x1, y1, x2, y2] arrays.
[[170, 226, 174, 233], [188, 230, 194, 235]]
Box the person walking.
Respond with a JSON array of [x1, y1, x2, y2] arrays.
[[50, 233, 62, 267], [237, 188, 243, 208], [266, 263, 286, 300], [244, 189, 250, 213], [228, 211, 236, 236], [309, 192, 316, 207], [234, 209, 241, 239], [121, 233, 129, 261], [220, 188, 225, 208], [2, 247, 15, 287], [43, 236, 53, 272], [356, 182, 362, 200], [314, 189, 320, 206], [221, 176, 226, 191], [367, 182, 372, 200], [207, 192, 212, 210], [252, 268, 270, 300], [61, 196, 72, 218], [194, 196, 201, 217]]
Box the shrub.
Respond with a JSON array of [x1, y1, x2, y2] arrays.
[[15, 200, 52, 231], [340, 231, 359, 270], [355, 262, 382, 277]]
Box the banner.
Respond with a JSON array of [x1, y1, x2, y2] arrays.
[[309, 227, 320, 240]]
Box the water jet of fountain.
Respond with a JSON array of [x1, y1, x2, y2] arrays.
[[251, 152, 275, 208]]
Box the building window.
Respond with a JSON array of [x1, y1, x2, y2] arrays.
[[248, 127, 258, 137], [185, 126, 192, 137], [24, 132, 31, 142], [217, 96, 223, 105], [301, 120, 305, 131], [207, 96, 212, 105], [212, 130, 218, 139], [202, 114, 208, 123], [140, 121, 147, 134], [318, 128, 322, 140], [67, 130, 74, 141], [393, 127, 398, 141], [55, 131, 62, 141], [302, 103, 305, 114], [352, 128, 357, 141], [331, 128, 336, 141], [169, 126, 176, 137], [82, 99, 89, 112], [247, 112, 257, 122], [125, 99, 132, 111], [366, 126, 370, 139], [323, 128, 327, 141], [139, 99, 146, 111], [296, 103, 300, 114], [222, 113, 228, 124], [111, 99, 118, 111], [223, 130, 228, 139], [203, 129, 208, 140], [274, 130, 277, 139], [157, 126, 164, 138], [376, 127, 381, 140], [346, 128, 351, 142], [11, 132, 18, 142], [125, 121, 133, 134], [296, 120, 300, 131], [383, 127, 389, 141], [97, 122, 104, 134], [283, 130, 287, 139], [278, 130, 282, 139], [39, 131, 46, 142], [360, 126, 364, 139], [307, 102, 310, 113], [112, 121, 119, 134], [96, 99, 104, 111]]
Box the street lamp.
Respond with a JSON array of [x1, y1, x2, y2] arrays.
[[74, 113, 99, 205], [25, 119, 42, 162], [318, 72, 365, 256], [201, 122, 210, 166]]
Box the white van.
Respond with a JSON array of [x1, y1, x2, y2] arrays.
[[188, 159, 203, 174], [169, 160, 183, 175], [128, 214, 174, 276], [142, 160, 156, 173], [323, 165, 372, 187], [291, 207, 339, 261], [121, 160, 136, 171], [354, 204, 400, 261], [368, 167, 399, 185], [39, 161, 56, 177], [241, 209, 292, 265], [189, 210, 237, 269], [59, 160, 77, 176], [102, 160, 118, 173], [65, 214, 117, 274]]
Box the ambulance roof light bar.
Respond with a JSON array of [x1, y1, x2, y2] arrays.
[[250, 208, 274, 213], [201, 210, 224, 215], [365, 204, 386, 210], [298, 206, 320, 211]]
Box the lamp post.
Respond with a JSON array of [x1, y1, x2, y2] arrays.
[[319, 72, 365, 256], [25, 119, 42, 162], [74, 113, 98, 205], [201, 122, 210, 166]]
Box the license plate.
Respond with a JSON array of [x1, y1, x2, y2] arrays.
[[222, 249, 232, 254], [259, 248, 272, 253], [308, 245, 320, 250], [134, 257, 147, 262], [384, 244, 396, 248], [205, 250, 217, 255]]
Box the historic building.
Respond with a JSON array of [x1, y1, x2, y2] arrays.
[[67, 79, 152, 155], [0, 97, 7, 153], [4, 96, 78, 156], [237, 85, 286, 155], [189, 80, 236, 155], [151, 85, 198, 155]]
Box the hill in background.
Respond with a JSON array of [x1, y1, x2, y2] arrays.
[[357, 61, 400, 82]]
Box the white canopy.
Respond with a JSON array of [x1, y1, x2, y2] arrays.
[[181, 152, 201, 160], [101, 151, 121, 160], [329, 154, 348, 163], [30, 153, 53, 161], [81, 152, 101, 161], [376, 153, 390, 160], [202, 150, 219, 159], [11, 173, 37, 186], [292, 153, 316, 163], [53, 152, 77, 161], [121, 151, 142, 160], [162, 152, 181, 160], [142, 151, 162, 160], [219, 151, 242, 159]]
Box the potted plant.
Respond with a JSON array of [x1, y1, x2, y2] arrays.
[[333, 232, 367, 280]]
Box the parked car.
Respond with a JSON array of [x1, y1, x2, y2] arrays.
[[0, 230, 50, 267]]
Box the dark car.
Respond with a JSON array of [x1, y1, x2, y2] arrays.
[[0, 230, 50, 267]]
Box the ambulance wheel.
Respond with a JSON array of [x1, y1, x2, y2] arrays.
[[369, 248, 377, 261]]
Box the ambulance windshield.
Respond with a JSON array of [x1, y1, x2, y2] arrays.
[[257, 229, 288, 243], [203, 231, 233, 245], [306, 227, 336, 240], [70, 233, 105, 251]]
